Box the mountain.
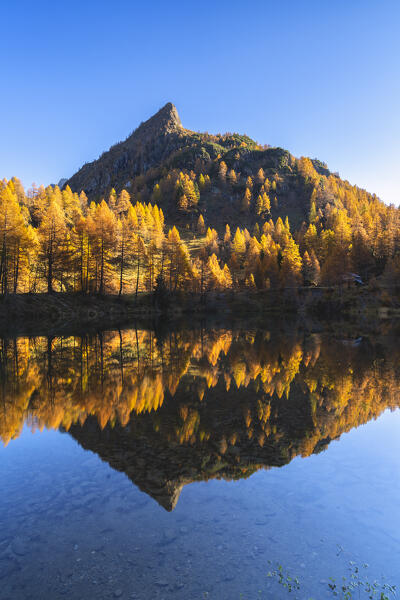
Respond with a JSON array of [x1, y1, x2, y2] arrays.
[[65, 102, 336, 230]]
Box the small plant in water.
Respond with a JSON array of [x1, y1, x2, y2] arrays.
[[266, 563, 300, 594], [267, 559, 396, 599]]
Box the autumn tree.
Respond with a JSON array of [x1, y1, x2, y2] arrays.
[[116, 207, 141, 295], [280, 235, 303, 288], [242, 187, 251, 212], [224, 224, 231, 245], [90, 201, 117, 294], [257, 168, 265, 184], [219, 161, 227, 183], [227, 169, 237, 186], [0, 183, 37, 293], [164, 227, 196, 291], [303, 250, 320, 286], [197, 214, 206, 235], [38, 198, 68, 293], [256, 192, 270, 216]]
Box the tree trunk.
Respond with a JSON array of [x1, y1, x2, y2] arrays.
[[86, 238, 90, 293], [48, 250, 53, 293], [135, 255, 140, 302], [2, 237, 8, 295], [99, 238, 104, 294], [119, 241, 124, 296], [80, 236, 84, 292], [14, 245, 20, 293]]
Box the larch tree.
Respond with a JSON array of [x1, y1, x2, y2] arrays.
[[117, 208, 140, 296], [38, 198, 68, 293], [198, 174, 206, 191], [280, 235, 303, 288], [242, 187, 251, 213], [232, 228, 246, 255], [227, 169, 237, 186], [134, 235, 147, 300], [0, 184, 37, 293], [116, 190, 132, 215], [219, 161, 227, 183], [91, 201, 117, 294], [256, 192, 270, 216], [224, 224, 231, 245], [197, 214, 206, 235], [257, 168, 265, 184], [303, 250, 320, 286]]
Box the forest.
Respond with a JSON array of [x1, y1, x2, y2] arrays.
[[1, 152, 400, 300]]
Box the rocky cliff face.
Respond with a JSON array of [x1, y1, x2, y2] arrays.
[[66, 103, 187, 197]]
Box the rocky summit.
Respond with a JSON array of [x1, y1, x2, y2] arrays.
[[66, 102, 185, 198]]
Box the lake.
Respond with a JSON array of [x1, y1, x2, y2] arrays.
[[0, 324, 399, 599]]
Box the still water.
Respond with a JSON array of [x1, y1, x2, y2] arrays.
[[0, 325, 399, 599]]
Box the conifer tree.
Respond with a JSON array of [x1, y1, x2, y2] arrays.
[[117, 208, 139, 296], [303, 250, 320, 286], [91, 201, 117, 294], [257, 168, 265, 183], [38, 198, 68, 293], [219, 161, 227, 183], [280, 235, 302, 288], [242, 187, 251, 212], [116, 189, 131, 215], [232, 228, 246, 255], [224, 224, 231, 244], [309, 201, 317, 224], [0, 184, 36, 293], [227, 169, 237, 186], [256, 193, 270, 216], [197, 214, 206, 235]]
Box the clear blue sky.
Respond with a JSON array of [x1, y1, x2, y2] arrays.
[[1, 0, 399, 204]]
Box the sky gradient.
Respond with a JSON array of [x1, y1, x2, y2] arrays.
[[1, 0, 399, 204]]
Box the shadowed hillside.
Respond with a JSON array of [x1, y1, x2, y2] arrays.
[[65, 103, 340, 231]]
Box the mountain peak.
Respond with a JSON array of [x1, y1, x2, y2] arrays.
[[134, 102, 182, 139], [156, 102, 182, 128]]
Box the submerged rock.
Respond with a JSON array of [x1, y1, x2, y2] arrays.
[[11, 536, 30, 556]]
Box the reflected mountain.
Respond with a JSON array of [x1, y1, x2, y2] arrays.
[[1, 327, 399, 509]]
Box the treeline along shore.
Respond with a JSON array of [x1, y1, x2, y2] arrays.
[[0, 286, 399, 337]]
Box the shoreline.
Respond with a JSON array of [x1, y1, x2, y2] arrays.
[[0, 289, 399, 337]]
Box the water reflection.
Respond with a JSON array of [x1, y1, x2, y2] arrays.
[[1, 327, 399, 511]]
